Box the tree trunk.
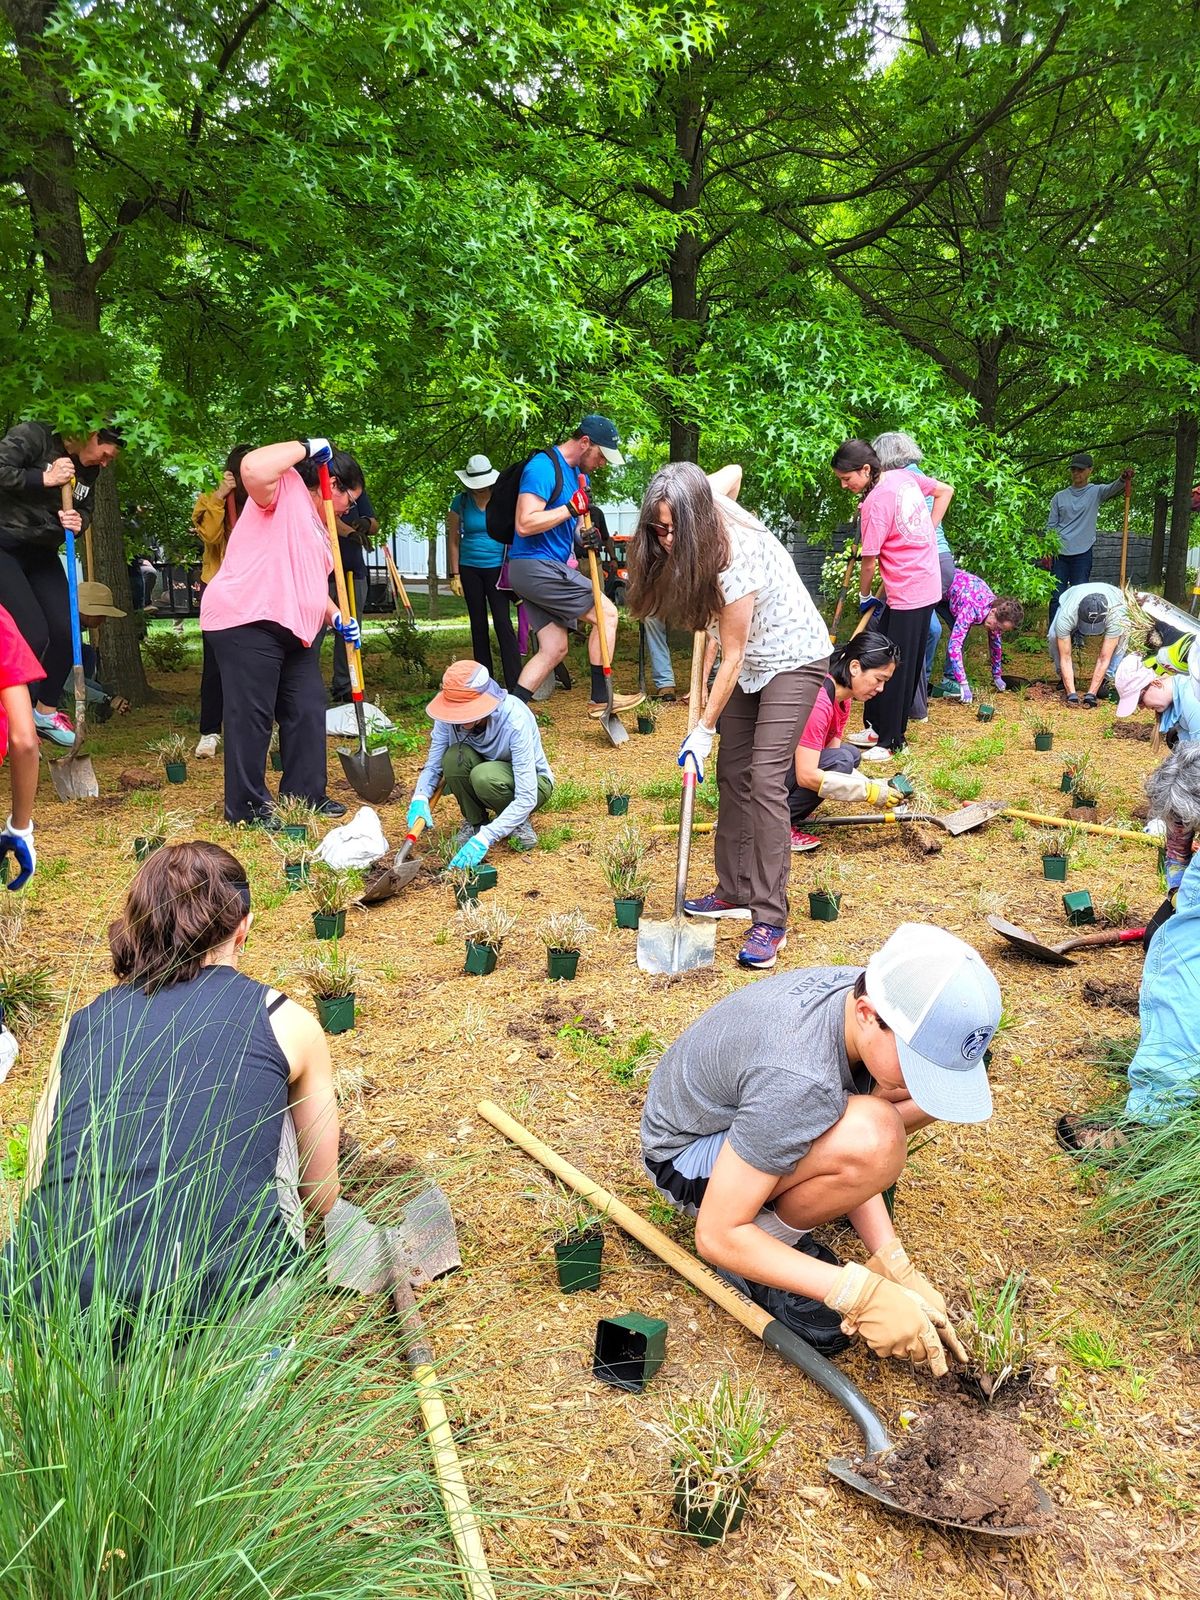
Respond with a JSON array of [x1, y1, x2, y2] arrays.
[[91, 470, 150, 704], [1165, 410, 1198, 605], [1147, 492, 1168, 589], [426, 534, 438, 620]]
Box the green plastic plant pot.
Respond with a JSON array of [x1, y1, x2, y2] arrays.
[[454, 880, 481, 907], [1060, 771, 1075, 794], [282, 824, 310, 843], [546, 948, 580, 981], [463, 940, 497, 976], [1042, 854, 1068, 881], [976, 704, 995, 722], [316, 993, 355, 1035], [890, 775, 914, 798], [593, 1313, 668, 1393], [1063, 890, 1095, 926], [473, 864, 498, 893], [270, 752, 284, 772], [284, 861, 309, 891], [1073, 792, 1096, 809], [636, 716, 655, 735], [134, 836, 165, 862], [606, 795, 630, 816], [164, 761, 187, 784], [554, 1230, 603, 1292], [613, 896, 643, 929], [312, 910, 346, 940], [808, 891, 841, 922], [673, 1485, 748, 1545], [1034, 732, 1054, 751], [0, 857, 7, 884]]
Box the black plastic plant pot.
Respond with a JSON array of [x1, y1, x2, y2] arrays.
[[270, 752, 284, 772], [282, 824, 310, 843], [164, 761, 187, 784], [284, 861, 309, 890], [463, 940, 498, 976], [1034, 732, 1054, 751], [809, 891, 841, 922], [976, 704, 995, 722], [1042, 854, 1068, 881], [606, 795, 630, 816], [673, 1484, 748, 1545], [546, 948, 580, 981], [312, 910, 346, 940], [636, 716, 655, 735], [613, 896, 644, 929], [474, 864, 498, 893], [134, 836, 165, 862], [593, 1313, 668, 1393], [553, 1229, 603, 1292], [1060, 771, 1076, 794], [1063, 890, 1095, 926], [316, 993, 355, 1035]]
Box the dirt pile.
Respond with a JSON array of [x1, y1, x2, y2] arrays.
[[858, 1402, 1049, 1529]]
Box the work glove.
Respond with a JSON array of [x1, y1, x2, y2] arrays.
[[865, 1237, 959, 1333], [823, 1263, 959, 1377], [992, 675, 1007, 692], [303, 437, 333, 464], [858, 594, 884, 621], [1122, 466, 1135, 484], [817, 767, 870, 806], [566, 486, 590, 519], [448, 834, 489, 871], [863, 779, 902, 810], [0, 817, 35, 891], [406, 797, 433, 833], [449, 574, 464, 599], [678, 723, 716, 782], [1166, 858, 1187, 893], [959, 683, 973, 705], [577, 524, 602, 553], [331, 612, 361, 649]]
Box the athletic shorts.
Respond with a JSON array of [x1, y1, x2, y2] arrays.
[[505, 558, 594, 635], [644, 1134, 800, 1242]]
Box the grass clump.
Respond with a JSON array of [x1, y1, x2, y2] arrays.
[[647, 1377, 784, 1541], [543, 778, 590, 812], [537, 910, 595, 952], [558, 1017, 661, 1087], [146, 732, 189, 768], [536, 824, 575, 851], [960, 1272, 1033, 1398], [302, 940, 359, 1000], [931, 765, 983, 802], [600, 822, 649, 900], [307, 864, 363, 916], [0, 914, 56, 1039], [1059, 1324, 1125, 1371], [454, 897, 518, 951]]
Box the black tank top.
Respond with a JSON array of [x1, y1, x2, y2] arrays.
[[18, 964, 298, 1324]]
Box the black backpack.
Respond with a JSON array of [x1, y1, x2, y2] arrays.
[[484, 448, 563, 544]]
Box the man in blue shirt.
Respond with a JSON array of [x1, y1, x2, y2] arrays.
[[506, 413, 643, 718], [1046, 453, 1131, 626]]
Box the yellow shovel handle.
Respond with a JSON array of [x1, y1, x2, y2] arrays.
[[1003, 808, 1162, 846], [413, 1363, 497, 1600]]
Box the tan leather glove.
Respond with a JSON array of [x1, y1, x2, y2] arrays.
[[449, 574, 464, 599], [863, 1240, 969, 1363], [863, 778, 902, 810], [823, 1263, 954, 1376]]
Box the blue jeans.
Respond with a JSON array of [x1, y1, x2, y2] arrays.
[[643, 617, 674, 690], [1048, 549, 1094, 627]]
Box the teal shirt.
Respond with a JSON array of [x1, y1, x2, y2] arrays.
[[451, 490, 502, 569]]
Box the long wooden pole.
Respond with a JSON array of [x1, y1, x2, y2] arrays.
[[1118, 474, 1132, 588]]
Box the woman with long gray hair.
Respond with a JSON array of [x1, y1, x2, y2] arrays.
[[625, 462, 830, 969]]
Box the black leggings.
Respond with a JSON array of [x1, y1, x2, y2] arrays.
[[0, 544, 70, 705], [865, 604, 934, 751], [461, 563, 520, 689]]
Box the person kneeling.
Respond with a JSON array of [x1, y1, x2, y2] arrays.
[[640, 925, 1001, 1371], [409, 660, 555, 865]]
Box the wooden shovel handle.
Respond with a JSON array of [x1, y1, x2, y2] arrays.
[[318, 463, 365, 701], [382, 544, 415, 618], [1062, 927, 1145, 953], [584, 541, 614, 675]]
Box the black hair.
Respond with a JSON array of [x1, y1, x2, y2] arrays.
[[853, 971, 891, 1030], [828, 628, 900, 687], [295, 448, 362, 491], [96, 426, 125, 446], [831, 438, 881, 489]]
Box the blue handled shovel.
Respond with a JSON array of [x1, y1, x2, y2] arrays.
[[50, 484, 99, 801]]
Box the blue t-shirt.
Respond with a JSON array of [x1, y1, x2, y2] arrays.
[[1159, 676, 1200, 744], [451, 491, 502, 569], [509, 448, 579, 564]]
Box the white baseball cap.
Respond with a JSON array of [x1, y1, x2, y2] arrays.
[[865, 924, 1000, 1124]]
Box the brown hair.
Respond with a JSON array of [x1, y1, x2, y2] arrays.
[[625, 461, 732, 631], [992, 597, 1024, 628], [831, 438, 881, 490], [109, 842, 250, 994]]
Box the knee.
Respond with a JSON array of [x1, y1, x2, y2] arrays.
[[599, 596, 618, 628], [542, 633, 568, 664], [441, 744, 473, 779], [839, 1098, 906, 1188]]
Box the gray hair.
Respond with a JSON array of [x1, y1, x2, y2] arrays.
[[871, 431, 923, 471], [1146, 741, 1200, 831]]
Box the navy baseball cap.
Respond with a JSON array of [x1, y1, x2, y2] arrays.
[[1069, 452, 1093, 470], [1077, 591, 1112, 633], [578, 414, 624, 466]]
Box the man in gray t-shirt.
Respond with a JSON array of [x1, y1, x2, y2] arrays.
[[640, 926, 1001, 1374], [1046, 453, 1130, 626], [1047, 582, 1129, 706]]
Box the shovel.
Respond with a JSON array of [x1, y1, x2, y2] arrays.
[[584, 529, 629, 746], [809, 800, 1009, 838], [318, 463, 395, 804], [359, 784, 443, 905], [637, 633, 715, 974], [985, 914, 1146, 968], [325, 1184, 496, 1600], [383, 543, 417, 626], [50, 487, 99, 802], [478, 1101, 1050, 1539]]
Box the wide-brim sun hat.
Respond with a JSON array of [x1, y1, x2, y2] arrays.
[[426, 660, 501, 723], [455, 454, 499, 489]]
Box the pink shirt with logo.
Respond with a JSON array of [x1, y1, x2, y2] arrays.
[[859, 468, 944, 610], [199, 468, 332, 646]]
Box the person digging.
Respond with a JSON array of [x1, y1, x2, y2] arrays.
[[640, 924, 1001, 1369], [408, 659, 555, 868], [1047, 583, 1128, 706]]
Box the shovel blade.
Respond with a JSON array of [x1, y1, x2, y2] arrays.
[[358, 857, 422, 905], [985, 914, 1075, 966], [826, 1457, 1052, 1539], [636, 915, 716, 974], [326, 1183, 461, 1295], [937, 800, 1009, 836], [597, 707, 628, 746], [337, 746, 395, 804], [50, 755, 99, 801]]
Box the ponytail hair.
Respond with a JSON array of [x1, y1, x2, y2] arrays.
[[828, 629, 899, 687], [831, 438, 881, 489]]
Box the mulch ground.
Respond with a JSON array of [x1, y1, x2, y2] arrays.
[[3, 617, 1198, 1598]]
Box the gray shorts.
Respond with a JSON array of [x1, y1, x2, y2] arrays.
[[506, 558, 594, 634]]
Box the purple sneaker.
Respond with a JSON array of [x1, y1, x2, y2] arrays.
[[737, 923, 788, 969], [683, 891, 751, 920]]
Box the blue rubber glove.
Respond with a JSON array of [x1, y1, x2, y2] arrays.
[[858, 594, 884, 620], [303, 436, 333, 464], [448, 834, 488, 871], [406, 797, 433, 832], [0, 817, 36, 891], [331, 611, 361, 649], [678, 723, 715, 782]]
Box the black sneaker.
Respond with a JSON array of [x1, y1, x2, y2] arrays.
[[312, 797, 348, 818], [719, 1234, 851, 1355]]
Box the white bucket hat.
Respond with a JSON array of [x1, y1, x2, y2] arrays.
[[455, 454, 499, 489]]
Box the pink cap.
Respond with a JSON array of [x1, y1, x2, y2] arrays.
[[1113, 656, 1158, 717]]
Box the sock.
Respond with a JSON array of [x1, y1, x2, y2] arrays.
[[753, 1210, 809, 1246], [512, 684, 533, 704], [590, 666, 606, 701]]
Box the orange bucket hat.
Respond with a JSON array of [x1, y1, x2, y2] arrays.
[[426, 660, 501, 723]]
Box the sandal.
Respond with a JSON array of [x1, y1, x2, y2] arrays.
[[1055, 1113, 1131, 1157], [1066, 693, 1080, 706], [1083, 692, 1098, 708]]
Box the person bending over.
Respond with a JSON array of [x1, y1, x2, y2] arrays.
[[939, 573, 1023, 703], [641, 924, 1000, 1368], [1047, 583, 1128, 706], [1114, 656, 1200, 745]]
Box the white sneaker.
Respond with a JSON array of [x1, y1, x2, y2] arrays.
[[846, 728, 879, 749], [861, 745, 895, 763], [194, 733, 219, 758]]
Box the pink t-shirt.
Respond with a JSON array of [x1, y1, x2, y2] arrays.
[[859, 468, 943, 610], [200, 469, 332, 646], [798, 676, 851, 753]]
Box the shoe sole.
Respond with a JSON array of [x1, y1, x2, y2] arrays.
[[683, 905, 752, 920], [789, 839, 821, 853], [738, 934, 787, 969]]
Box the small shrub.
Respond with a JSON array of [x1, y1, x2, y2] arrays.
[[960, 1272, 1032, 1397], [454, 898, 518, 951], [142, 629, 188, 672], [382, 619, 428, 670]]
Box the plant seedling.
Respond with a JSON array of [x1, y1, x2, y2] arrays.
[[302, 940, 360, 1001], [1, 1122, 29, 1181], [647, 1377, 785, 1545], [147, 732, 190, 767], [1059, 1324, 1124, 1372], [537, 910, 595, 953], [600, 822, 650, 902], [454, 897, 518, 952], [959, 1272, 1033, 1400], [307, 864, 363, 917]]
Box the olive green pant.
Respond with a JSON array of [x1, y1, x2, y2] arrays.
[[441, 742, 553, 827]]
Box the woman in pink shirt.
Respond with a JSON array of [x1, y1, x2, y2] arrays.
[[831, 439, 952, 761], [200, 438, 362, 825]]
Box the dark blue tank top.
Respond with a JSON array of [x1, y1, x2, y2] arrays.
[[16, 964, 298, 1323]]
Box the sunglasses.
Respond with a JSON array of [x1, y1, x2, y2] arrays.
[[646, 520, 673, 538]]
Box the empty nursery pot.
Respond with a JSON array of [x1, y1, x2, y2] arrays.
[[808, 891, 841, 922], [454, 877, 481, 907], [546, 948, 580, 980], [593, 1313, 668, 1393], [463, 940, 498, 976], [673, 1485, 749, 1546], [890, 775, 914, 798], [164, 761, 187, 784], [315, 993, 355, 1035], [606, 795, 630, 816], [976, 704, 995, 722], [613, 896, 644, 929], [312, 910, 346, 940], [554, 1229, 603, 1292], [473, 864, 498, 892], [1034, 732, 1054, 751], [134, 836, 165, 862], [1042, 854, 1068, 881]]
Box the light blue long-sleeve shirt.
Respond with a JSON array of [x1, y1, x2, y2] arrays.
[[1046, 478, 1124, 557], [1126, 853, 1200, 1124], [413, 681, 554, 847]]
